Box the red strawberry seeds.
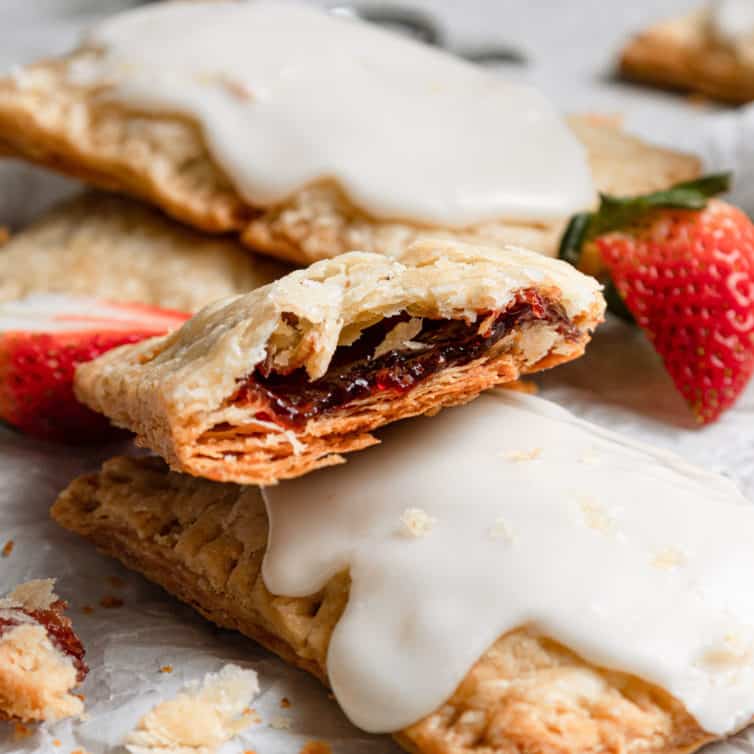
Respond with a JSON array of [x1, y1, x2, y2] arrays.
[[1, 330, 156, 443], [596, 200, 754, 423]]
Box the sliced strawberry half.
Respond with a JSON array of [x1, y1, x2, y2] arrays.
[[0, 295, 189, 443], [559, 173, 754, 424]]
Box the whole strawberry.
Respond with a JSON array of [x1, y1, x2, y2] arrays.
[[560, 174, 754, 424], [0, 295, 189, 443]]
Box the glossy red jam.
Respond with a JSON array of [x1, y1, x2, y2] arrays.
[[237, 289, 576, 429]]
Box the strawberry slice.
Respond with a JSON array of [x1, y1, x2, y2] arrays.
[[0, 295, 189, 443], [559, 173, 754, 424]]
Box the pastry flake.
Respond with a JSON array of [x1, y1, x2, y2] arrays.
[[0, 192, 288, 312], [52, 456, 714, 754], [0, 579, 88, 723], [125, 664, 259, 754], [73, 239, 605, 484]]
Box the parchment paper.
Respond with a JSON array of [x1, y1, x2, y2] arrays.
[[3, 2, 754, 752]]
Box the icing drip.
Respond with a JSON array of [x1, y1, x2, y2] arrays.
[[263, 391, 754, 735], [67, 1, 594, 225]]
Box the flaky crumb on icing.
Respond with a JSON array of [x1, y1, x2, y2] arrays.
[[125, 664, 259, 754], [489, 516, 515, 543], [270, 716, 291, 730], [0, 579, 57, 610], [399, 508, 436, 538], [578, 496, 614, 534], [502, 448, 542, 462], [652, 546, 687, 570], [698, 633, 754, 670]]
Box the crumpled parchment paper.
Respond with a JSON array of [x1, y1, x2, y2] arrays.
[[4, 1, 754, 753]]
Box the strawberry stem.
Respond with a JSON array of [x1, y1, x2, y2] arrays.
[[558, 173, 732, 265]]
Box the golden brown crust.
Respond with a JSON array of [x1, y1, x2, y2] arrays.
[[620, 9, 754, 104], [0, 57, 700, 263], [52, 456, 714, 754], [74, 240, 605, 485], [0, 192, 288, 311]]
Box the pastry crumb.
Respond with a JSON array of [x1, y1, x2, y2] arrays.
[[81, 606, 94, 615], [125, 664, 259, 754], [489, 516, 515, 543], [1, 540, 14, 557], [107, 576, 125, 589], [699, 633, 754, 670], [652, 546, 686, 570], [159, 665, 173, 674], [0, 227, 9, 246], [578, 496, 613, 534], [399, 507, 436, 538], [270, 716, 291, 730], [0, 578, 57, 611], [502, 447, 542, 462], [221, 76, 255, 102], [300, 742, 333, 754], [99, 595, 124, 609], [53, 739, 61, 747], [12, 722, 31, 740], [280, 697, 291, 708], [244, 708, 262, 725]]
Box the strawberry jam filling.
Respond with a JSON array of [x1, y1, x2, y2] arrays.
[[236, 288, 577, 429], [0, 602, 87, 681]]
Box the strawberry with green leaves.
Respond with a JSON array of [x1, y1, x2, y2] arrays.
[[560, 173, 754, 424], [0, 295, 189, 443]]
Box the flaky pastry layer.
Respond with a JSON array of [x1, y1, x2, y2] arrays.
[[620, 9, 754, 103], [74, 239, 605, 484], [0, 192, 288, 311], [53, 456, 715, 754], [0, 53, 700, 264]]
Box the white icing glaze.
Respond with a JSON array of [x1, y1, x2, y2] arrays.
[[263, 391, 754, 735], [710, 0, 754, 48], [67, 1, 594, 225]]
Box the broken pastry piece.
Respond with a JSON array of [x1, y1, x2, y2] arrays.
[[0, 2, 700, 264], [74, 239, 604, 484], [0, 579, 87, 723], [125, 664, 259, 754], [620, 3, 754, 103], [0, 192, 288, 311]]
